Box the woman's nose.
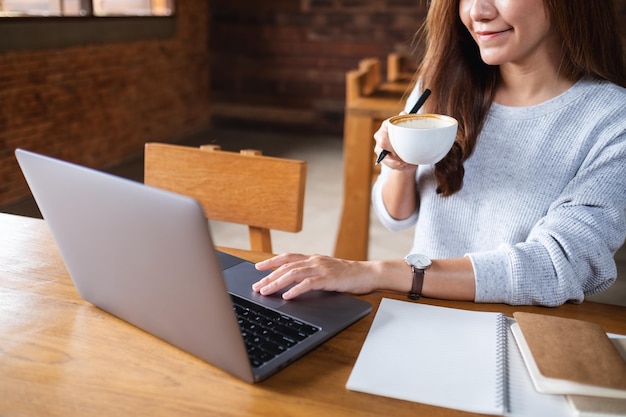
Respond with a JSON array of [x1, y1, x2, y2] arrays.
[[468, 0, 497, 22]]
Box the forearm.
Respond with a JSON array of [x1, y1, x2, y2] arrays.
[[381, 167, 419, 220], [373, 257, 476, 301]]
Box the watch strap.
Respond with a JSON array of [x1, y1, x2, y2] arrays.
[[408, 265, 425, 300]]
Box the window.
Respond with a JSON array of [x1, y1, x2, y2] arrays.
[[0, 0, 174, 17]]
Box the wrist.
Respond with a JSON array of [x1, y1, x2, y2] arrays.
[[369, 259, 413, 293], [388, 165, 418, 177], [405, 254, 432, 300]]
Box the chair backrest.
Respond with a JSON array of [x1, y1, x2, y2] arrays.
[[345, 68, 376, 105], [386, 52, 415, 83], [358, 57, 382, 94], [345, 57, 383, 105], [144, 142, 307, 253], [345, 68, 366, 105]]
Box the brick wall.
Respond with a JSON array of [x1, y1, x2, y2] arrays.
[[0, 0, 211, 206], [209, 0, 427, 135], [209, 0, 626, 135]]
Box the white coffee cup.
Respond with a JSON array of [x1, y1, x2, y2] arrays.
[[387, 113, 458, 165]]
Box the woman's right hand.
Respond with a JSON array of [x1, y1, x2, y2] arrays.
[[374, 113, 419, 172], [375, 114, 420, 220]]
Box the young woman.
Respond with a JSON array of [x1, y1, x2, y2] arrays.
[[253, 0, 626, 306]]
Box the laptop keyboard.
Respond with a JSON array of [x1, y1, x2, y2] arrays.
[[231, 295, 320, 368]]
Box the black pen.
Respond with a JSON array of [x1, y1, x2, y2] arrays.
[[376, 88, 432, 165], [375, 149, 390, 165]]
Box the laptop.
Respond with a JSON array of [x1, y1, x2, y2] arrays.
[[15, 148, 371, 383]]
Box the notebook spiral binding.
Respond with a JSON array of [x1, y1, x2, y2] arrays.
[[495, 314, 510, 413]]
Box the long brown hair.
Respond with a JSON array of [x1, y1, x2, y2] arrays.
[[415, 0, 626, 196]]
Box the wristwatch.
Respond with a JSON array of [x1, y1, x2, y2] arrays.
[[405, 253, 432, 300]]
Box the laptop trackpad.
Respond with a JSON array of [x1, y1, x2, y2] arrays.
[[222, 262, 288, 309]]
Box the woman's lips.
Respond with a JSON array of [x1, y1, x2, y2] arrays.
[[475, 29, 510, 41]]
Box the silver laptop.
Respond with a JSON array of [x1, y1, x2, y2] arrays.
[[15, 148, 371, 383]]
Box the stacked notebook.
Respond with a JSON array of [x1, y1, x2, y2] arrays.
[[346, 299, 626, 417], [511, 312, 626, 416]]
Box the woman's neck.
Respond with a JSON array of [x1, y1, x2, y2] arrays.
[[494, 41, 575, 107], [495, 67, 575, 107]]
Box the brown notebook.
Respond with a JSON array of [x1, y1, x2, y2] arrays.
[[511, 312, 626, 399]]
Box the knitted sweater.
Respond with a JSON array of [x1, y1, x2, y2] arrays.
[[372, 78, 626, 306]]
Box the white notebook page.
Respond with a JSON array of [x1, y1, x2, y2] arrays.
[[346, 298, 574, 416], [346, 298, 506, 415]]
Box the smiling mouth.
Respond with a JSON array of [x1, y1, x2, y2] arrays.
[[475, 29, 510, 41]]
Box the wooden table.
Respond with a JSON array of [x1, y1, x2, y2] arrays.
[[335, 91, 403, 261], [2, 212, 626, 417]]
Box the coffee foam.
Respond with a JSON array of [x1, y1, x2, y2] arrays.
[[394, 117, 452, 129]]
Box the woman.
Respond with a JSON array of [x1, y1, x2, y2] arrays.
[[253, 0, 626, 306]]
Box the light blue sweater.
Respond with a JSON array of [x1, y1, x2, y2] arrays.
[[372, 78, 626, 306]]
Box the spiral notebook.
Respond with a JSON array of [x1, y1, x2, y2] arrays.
[[346, 299, 573, 416]]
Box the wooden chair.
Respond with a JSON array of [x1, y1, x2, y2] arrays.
[[356, 57, 383, 97], [357, 56, 414, 95], [144, 142, 307, 253], [386, 52, 415, 83]]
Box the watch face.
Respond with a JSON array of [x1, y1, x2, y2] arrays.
[[406, 253, 432, 269]]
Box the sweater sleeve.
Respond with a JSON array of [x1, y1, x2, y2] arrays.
[[469, 126, 626, 306], [371, 164, 419, 232]]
